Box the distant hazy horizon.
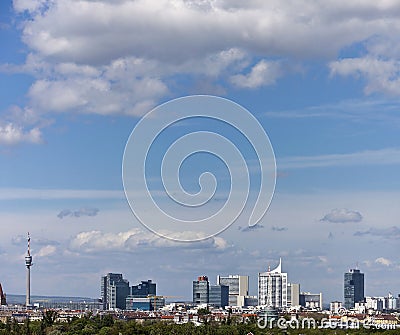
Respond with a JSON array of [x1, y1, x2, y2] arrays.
[[4, 294, 98, 305]]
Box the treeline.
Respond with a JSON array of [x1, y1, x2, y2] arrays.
[[0, 312, 397, 335]]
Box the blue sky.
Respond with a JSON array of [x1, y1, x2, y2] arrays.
[[0, 0, 400, 304]]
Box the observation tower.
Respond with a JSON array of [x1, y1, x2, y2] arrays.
[[25, 232, 33, 307]]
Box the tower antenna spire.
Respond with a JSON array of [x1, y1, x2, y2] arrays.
[[27, 232, 31, 256]]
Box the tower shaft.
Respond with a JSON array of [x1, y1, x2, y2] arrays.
[[26, 267, 30, 306]]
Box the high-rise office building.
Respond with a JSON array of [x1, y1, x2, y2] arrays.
[[125, 279, 158, 311], [344, 268, 364, 309], [209, 285, 229, 308], [0, 283, 6, 305], [101, 273, 130, 310], [258, 258, 288, 308], [193, 276, 209, 304], [130, 280, 156, 297], [217, 275, 249, 306], [193, 276, 229, 308]]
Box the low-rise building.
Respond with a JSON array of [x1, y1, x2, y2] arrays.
[[126, 296, 165, 311], [299, 292, 322, 310], [330, 301, 342, 314]]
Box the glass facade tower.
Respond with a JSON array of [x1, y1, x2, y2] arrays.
[[193, 276, 229, 307], [193, 276, 209, 304], [344, 268, 364, 309], [209, 285, 229, 308], [101, 273, 130, 310], [131, 280, 156, 297]]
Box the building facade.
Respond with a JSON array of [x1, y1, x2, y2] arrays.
[[130, 280, 156, 297], [101, 273, 130, 310], [287, 283, 300, 307], [126, 296, 165, 311], [0, 283, 6, 305], [385, 293, 397, 311], [209, 285, 229, 308], [193, 276, 229, 308], [258, 258, 288, 308], [330, 301, 343, 314], [243, 296, 258, 307], [344, 268, 364, 309], [299, 292, 323, 310], [193, 276, 209, 304], [217, 275, 249, 307]]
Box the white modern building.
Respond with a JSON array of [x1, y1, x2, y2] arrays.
[[385, 293, 397, 310], [330, 301, 343, 314], [217, 275, 249, 307], [366, 296, 384, 311], [258, 258, 287, 308], [355, 301, 367, 313]]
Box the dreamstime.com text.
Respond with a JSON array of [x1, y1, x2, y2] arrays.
[[256, 316, 397, 330]]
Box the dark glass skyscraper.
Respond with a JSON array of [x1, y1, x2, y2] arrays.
[[101, 273, 130, 310], [344, 269, 364, 309], [131, 280, 156, 297]]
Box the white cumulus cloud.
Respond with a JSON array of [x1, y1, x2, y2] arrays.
[[0, 123, 42, 145], [330, 57, 400, 96], [69, 229, 229, 253], [321, 208, 363, 223], [36, 245, 57, 258], [230, 60, 282, 88], [375, 257, 392, 266]]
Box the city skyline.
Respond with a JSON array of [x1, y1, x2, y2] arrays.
[[1, 0, 400, 303], [0, 248, 398, 315], [3, 245, 394, 309]]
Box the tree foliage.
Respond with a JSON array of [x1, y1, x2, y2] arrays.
[[0, 315, 397, 334]]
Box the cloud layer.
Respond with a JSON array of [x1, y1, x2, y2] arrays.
[[354, 226, 400, 239], [57, 207, 99, 219], [279, 148, 400, 169], [3, 0, 400, 144]]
